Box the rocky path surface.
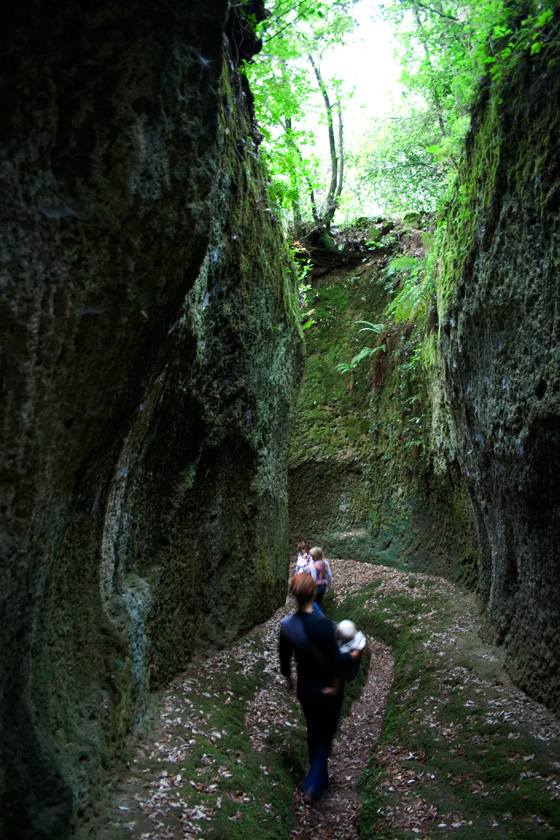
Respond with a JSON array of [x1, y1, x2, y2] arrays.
[[77, 560, 560, 839], [245, 569, 394, 840]]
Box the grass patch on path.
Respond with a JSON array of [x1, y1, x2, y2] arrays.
[[332, 573, 560, 839]]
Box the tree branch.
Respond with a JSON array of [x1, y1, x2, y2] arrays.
[[335, 100, 344, 201], [264, 0, 316, 44], [308, 53, 339, 223], [413, 6, 447, 138], [411, 1, 459, 23]]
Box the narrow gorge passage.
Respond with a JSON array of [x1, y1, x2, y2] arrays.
[[77, 559, 560, 840], [3, 3, 560, 834], [76, 559, 395, 840]]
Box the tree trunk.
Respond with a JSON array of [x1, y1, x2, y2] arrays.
[[308, 53, 340, 225]]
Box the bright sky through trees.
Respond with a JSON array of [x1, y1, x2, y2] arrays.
[[318, 1, 399, 220], [248, 0, 548, 232], [320, 1, 402, 219], [323, 2, 400, 125]]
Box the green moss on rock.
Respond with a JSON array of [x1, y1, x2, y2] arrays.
[[288, 243, 475, 578], [438, 3, 560, 713], [0, 2, 303, 835]]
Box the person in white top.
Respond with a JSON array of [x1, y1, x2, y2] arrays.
[[295, 540, 316, 580]]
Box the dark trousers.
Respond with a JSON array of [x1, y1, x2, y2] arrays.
[[297, 680, 343, 798], [314, 584, 327, 607]]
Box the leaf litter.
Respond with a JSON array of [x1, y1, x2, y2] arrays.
[[76, 559, 560, 840]]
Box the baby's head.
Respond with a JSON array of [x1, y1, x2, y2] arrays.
[[337, 619, 357, 643]]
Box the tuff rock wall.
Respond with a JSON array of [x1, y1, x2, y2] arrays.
[[0, 1, 303, 836], [439, 8, 560, 714], [288, 232, 474, 580]]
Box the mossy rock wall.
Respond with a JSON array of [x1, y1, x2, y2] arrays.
[[289, 243, 474, 578], [289, 263, 381, 556], [289, 267, 379, 555], [439, 7, 560, 714], [0, 1, 303, 836]]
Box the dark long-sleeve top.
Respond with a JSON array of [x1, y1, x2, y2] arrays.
[[279, 610, 353, 689]]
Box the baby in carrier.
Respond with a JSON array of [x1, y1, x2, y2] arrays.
[[327, 620, 367, 693], [336, 619, 366, 654]]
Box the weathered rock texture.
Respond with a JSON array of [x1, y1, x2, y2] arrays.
[[289, 228, 474, 580], [439, 9, 560, 714], [288, 256, 386, 559], [0, 1, 303, 836]]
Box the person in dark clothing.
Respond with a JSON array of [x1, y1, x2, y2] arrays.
[[279, 573, 363, 804]]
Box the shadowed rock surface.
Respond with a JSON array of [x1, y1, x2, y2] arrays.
[[0, 1, 302, 836], [2, 1, 559, 837], [439, 19, 560, 715]]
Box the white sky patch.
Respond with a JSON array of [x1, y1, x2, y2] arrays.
[[312, 2, 403, 217], [323, 1, 401, 131]]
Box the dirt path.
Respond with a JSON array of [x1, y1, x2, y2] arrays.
[[244, 562, 394, 839], [287, 637, 393, 839], [77, 560, 560, 839]]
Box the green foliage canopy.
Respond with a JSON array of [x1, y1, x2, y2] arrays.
[[243, 0, 357, 233], [244, 1, 559, 229], [344, 0, 511, 214]]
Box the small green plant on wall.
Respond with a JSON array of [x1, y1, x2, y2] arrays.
[[295, 254, 315, 330], [336, 320, 386, 387], [385, 256, 429, 324]]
